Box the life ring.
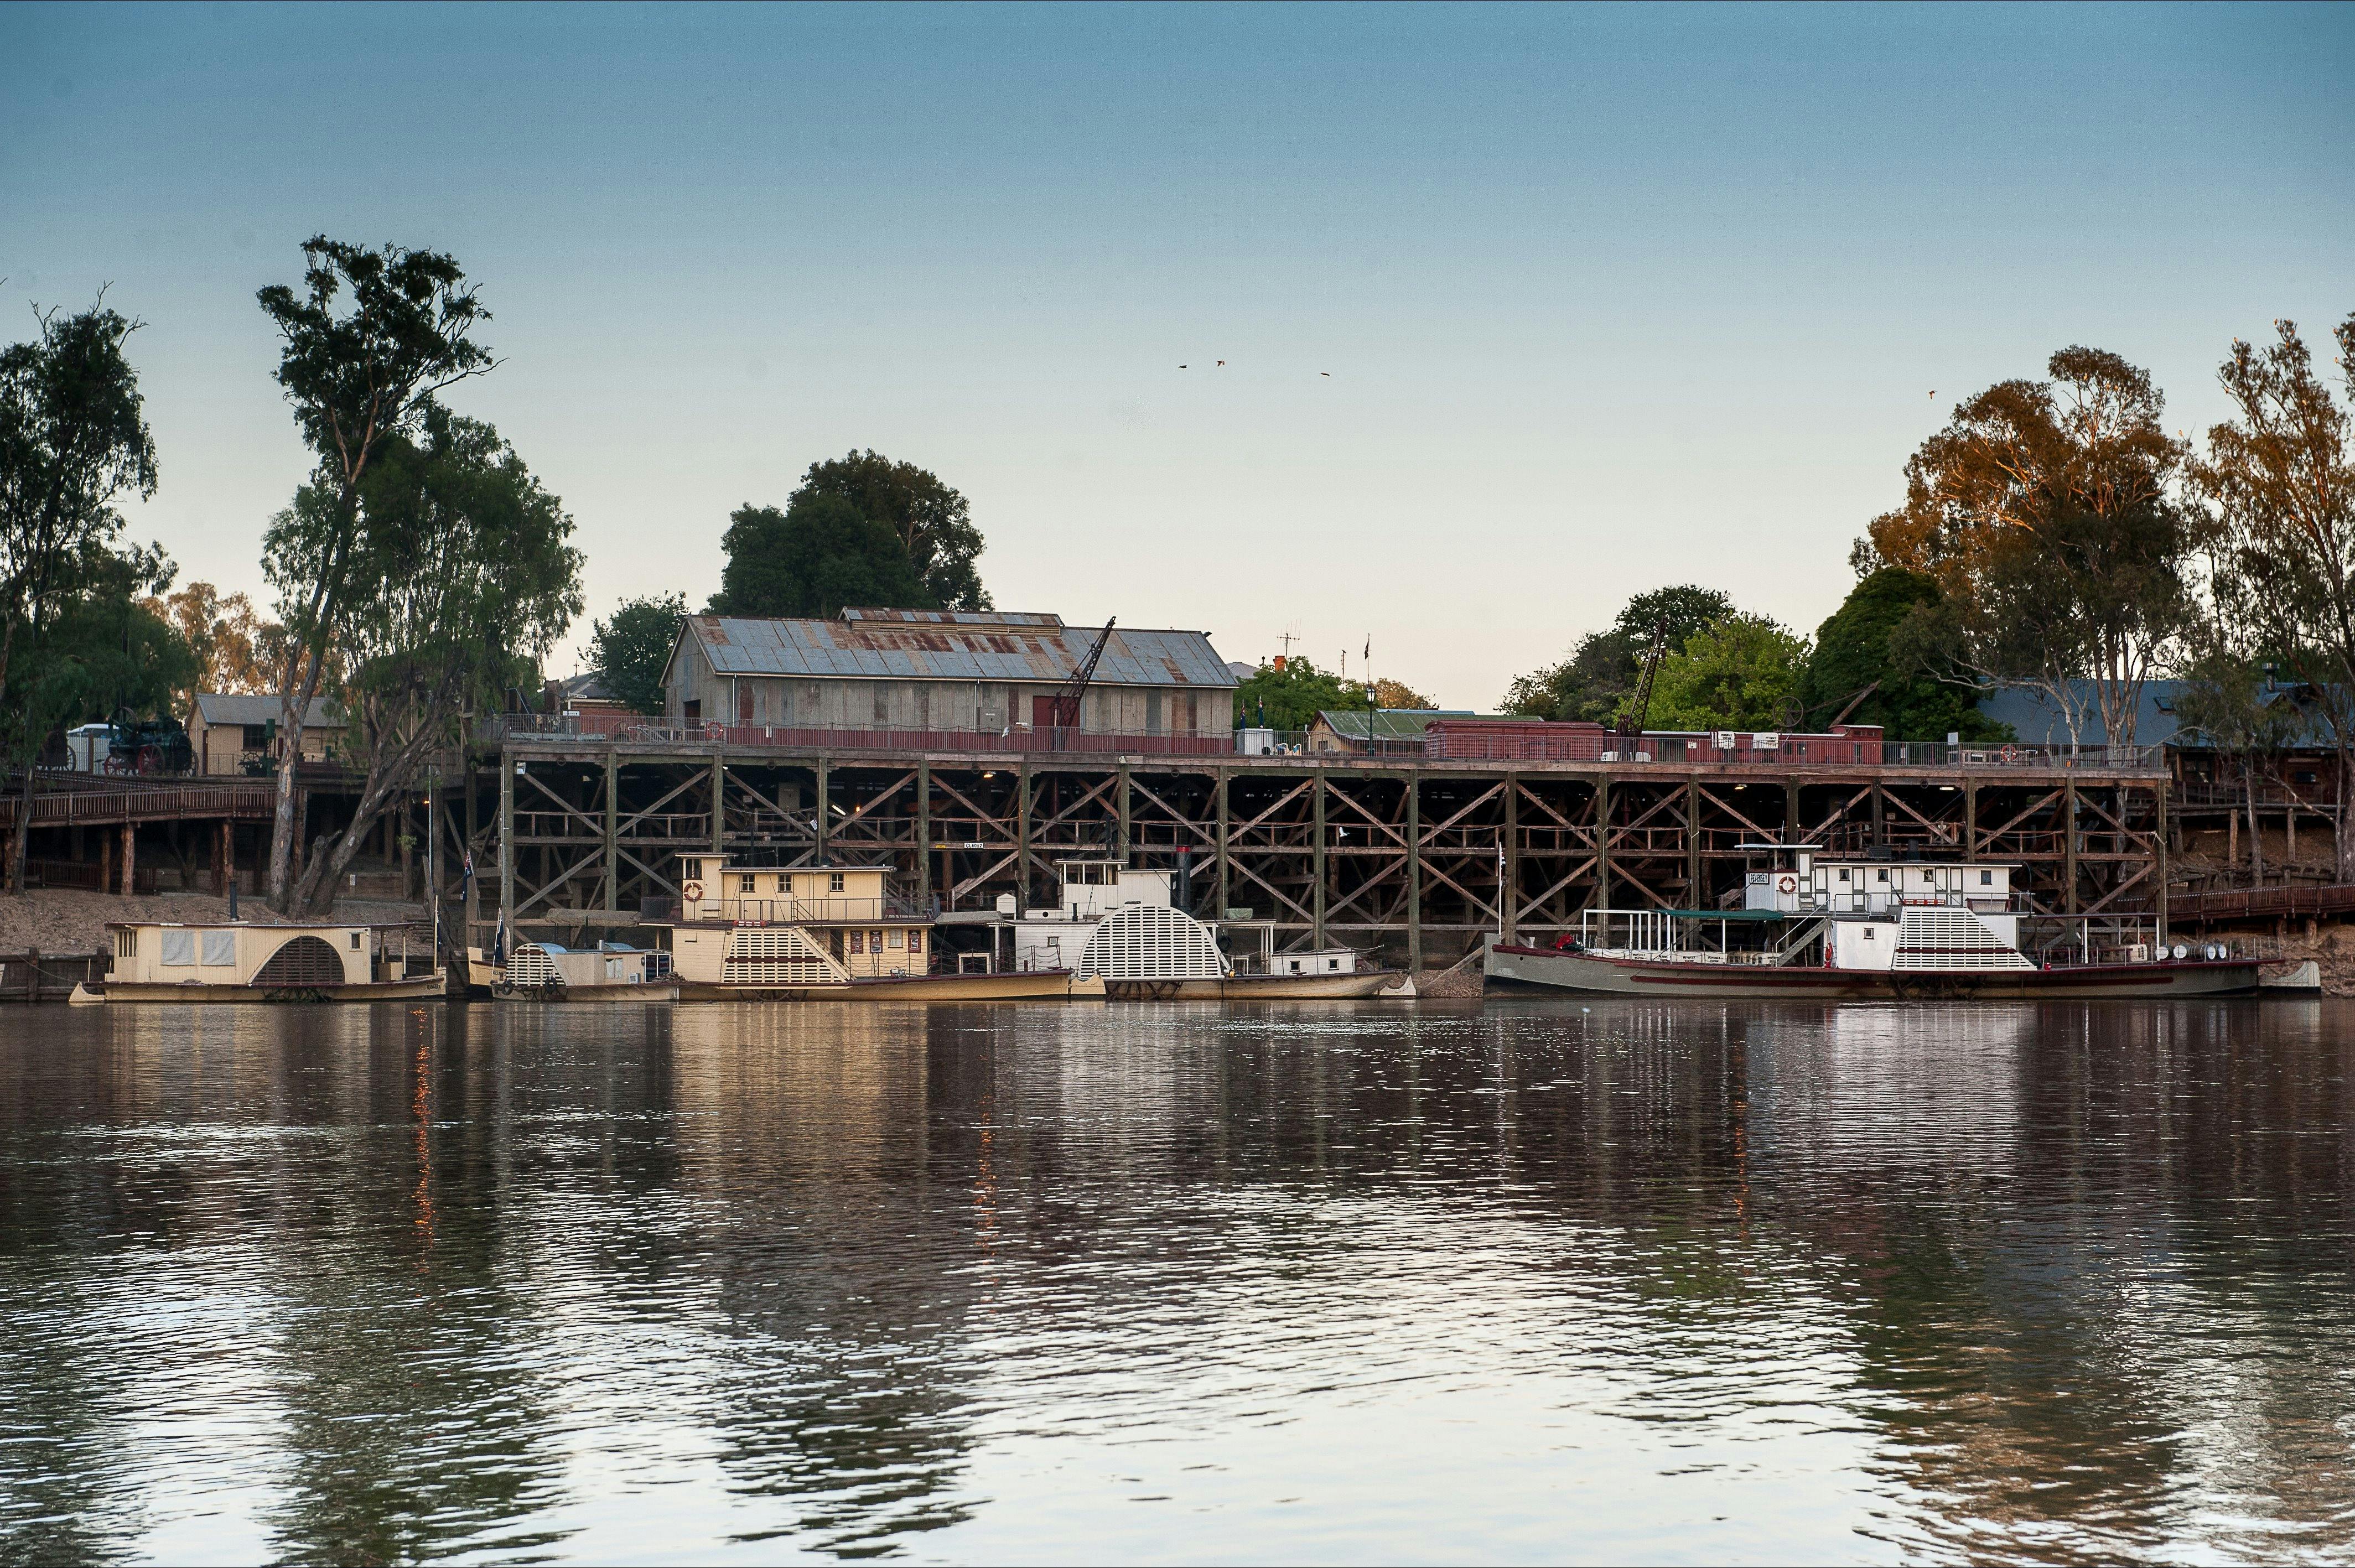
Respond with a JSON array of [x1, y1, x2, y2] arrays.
[[682, 879, 706, 902], [2000, 745, 2019, 763], [1777, 875, 1797, 894]]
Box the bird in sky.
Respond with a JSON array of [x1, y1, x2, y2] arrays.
[[1321, 371, 1330, 377], [1179, 364, 1187, 369], [1217, 359, 1225, 366]]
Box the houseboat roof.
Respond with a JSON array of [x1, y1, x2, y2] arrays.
[[668, 612, 1235, 688]]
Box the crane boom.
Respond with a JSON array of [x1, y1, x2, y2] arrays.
[[1615, 615, 1671, 738], [1045, 617, 1116, 741]]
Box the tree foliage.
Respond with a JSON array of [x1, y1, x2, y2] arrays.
[[708, 494, 935, 620], [1372, 677, 1435, 710], [138, 581, 279, 707], [1501, 585, 1735, 721], [1642, 614, 1810, 731], [2174, 648, 2307, 883], [1800, 568, 2009, 741], [1864, 347, 2195, 748], [281, 411, 582, 915], [23, 553, 197, 741], [0, 298, 165, 889], [588, 591, 686, 716], [255, 235, 495, 906], [2188, 313, 2355, 874], [791, 449, 989, 611], [1234, 656, 1361, 731]]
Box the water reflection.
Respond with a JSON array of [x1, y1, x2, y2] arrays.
[[2, 998, 2352, 1562]]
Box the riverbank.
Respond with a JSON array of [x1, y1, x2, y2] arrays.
[[0, 890, 428, 954]]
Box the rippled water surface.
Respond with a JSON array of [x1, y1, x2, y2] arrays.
[[4, 998, 2354, 1564]]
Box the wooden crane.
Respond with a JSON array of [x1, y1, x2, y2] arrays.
[[1044, 617, 1116, 744]]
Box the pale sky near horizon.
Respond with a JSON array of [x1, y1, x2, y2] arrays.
[[5, 2, 2352, 708]]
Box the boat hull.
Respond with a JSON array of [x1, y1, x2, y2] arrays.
[[90, 973, 451, 1004], [1484, 943, 2263, 1000], [677, 969, 1093, 1003], [495, 982, 681, 1004], [1102, 971, 1414, 1001]]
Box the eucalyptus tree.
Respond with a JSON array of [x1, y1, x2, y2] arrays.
[[279, 411, 581, 916], [2190, 314, 2355, 875], [255, 237, 495, 906], [1865, 347, 2195, 751], [0, 299, 160, 890]]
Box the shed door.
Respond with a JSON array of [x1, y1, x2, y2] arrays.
[[738, 683, 754, 726], [1034, 695, 1063, 730]]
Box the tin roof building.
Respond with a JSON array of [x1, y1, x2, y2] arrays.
[[662, 608, 1237, 739]]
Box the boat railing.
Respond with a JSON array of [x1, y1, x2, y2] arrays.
[[675, 895, 929, 926]]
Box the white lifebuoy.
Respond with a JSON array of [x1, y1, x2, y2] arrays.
[[682, 880, 706, 903], [1777, 875, 1797, 894]]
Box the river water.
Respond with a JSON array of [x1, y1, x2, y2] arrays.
[[3, 998, 2352, 1565]]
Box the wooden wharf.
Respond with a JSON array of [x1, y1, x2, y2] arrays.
[[490, 736, 2174, 964]]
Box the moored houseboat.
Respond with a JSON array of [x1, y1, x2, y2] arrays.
[[652, 855, 1096, 1001], [495, 940, 677, 1002], [992, 858, 1414, 1000], [1485, 844, 2261, 1000], [75, 922, 444, 1004]]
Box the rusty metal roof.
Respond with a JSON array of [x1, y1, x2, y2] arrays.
[[681, 614, 1236, 687]]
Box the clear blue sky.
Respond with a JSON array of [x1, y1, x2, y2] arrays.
[[4, 2, 2351, 707]]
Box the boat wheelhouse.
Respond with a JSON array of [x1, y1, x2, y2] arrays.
[[1486, 843, 2261, 999], [84, 921, 443, 1003]]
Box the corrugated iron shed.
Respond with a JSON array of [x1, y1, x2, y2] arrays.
[[680, 614, 1235, 688]]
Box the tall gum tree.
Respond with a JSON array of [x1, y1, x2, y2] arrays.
[[1867, 347, 2193, 751], [2191, 314, 2355, 876], [0, 299, 160, 891], [255, 238, 494, 907], [280, 411, 581, 917]]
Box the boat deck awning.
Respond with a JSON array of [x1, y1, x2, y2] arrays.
[[1664, 908, 1786, 921]]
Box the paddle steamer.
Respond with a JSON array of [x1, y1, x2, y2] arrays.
[[1485, 844, 2260, 1000]]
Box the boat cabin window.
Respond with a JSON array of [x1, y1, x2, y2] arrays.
[[739, 875, 758, 893], [1980, 870, 1993, 885], [887, 929, 903, 949], [1864, 928, 1877, 941], [829, 873, 845, 891], [1838, 870, 1850, 883], [116, 929, 138, 957], [1876, 870, 1889, 884], [350, 932, 362, 949], [779, 875, 793, 894]]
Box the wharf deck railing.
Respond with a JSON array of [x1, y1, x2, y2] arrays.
[[489, 715, 2169, 772], [0, 778, 277, 829], [2171, 882, 2355, 925]]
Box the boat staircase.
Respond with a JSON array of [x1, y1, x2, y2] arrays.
[[1763, 916, 1829, 967]]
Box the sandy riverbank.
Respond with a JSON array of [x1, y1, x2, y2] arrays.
[[0, 890, 428, 954]]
